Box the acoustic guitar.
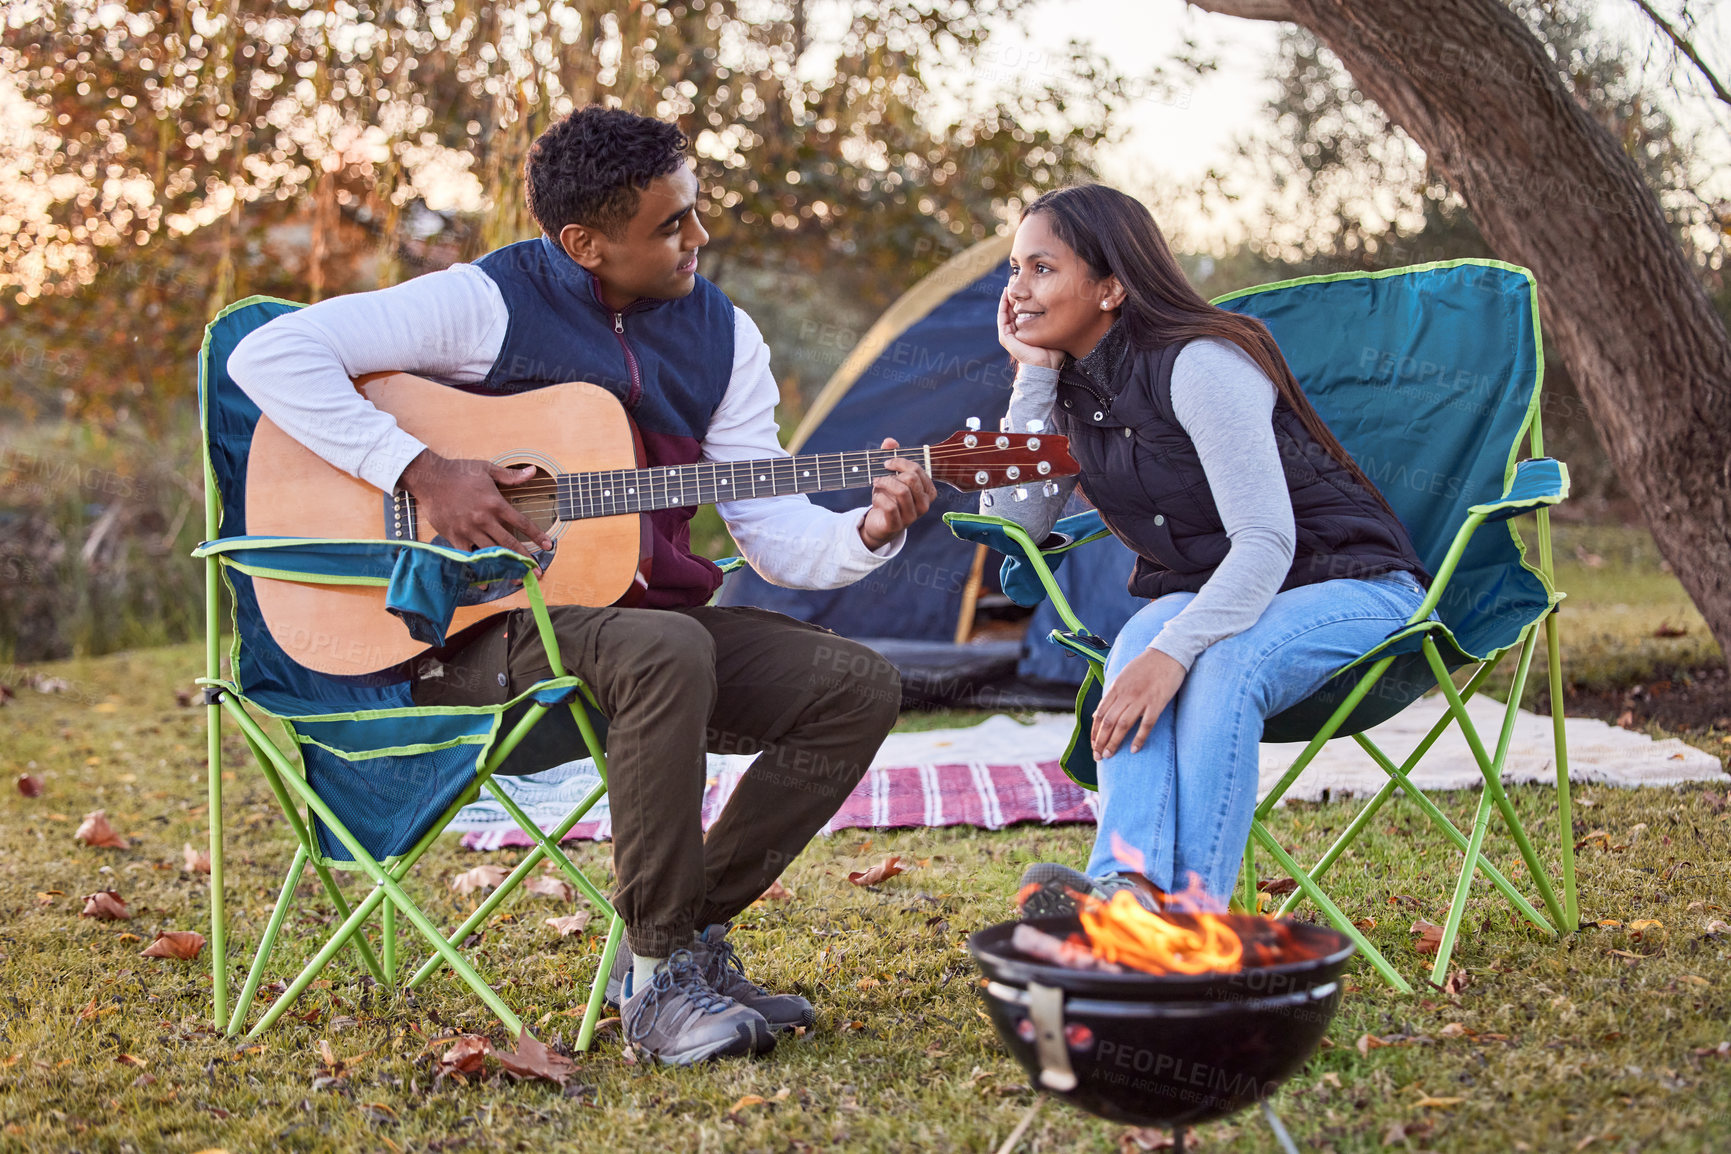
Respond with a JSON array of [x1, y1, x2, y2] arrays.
[[245, 372, 1078, 676]]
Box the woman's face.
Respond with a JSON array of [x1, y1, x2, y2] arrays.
[[1006, 211, 1121, 359]]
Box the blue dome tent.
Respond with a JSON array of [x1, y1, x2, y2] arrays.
[[719, 236, 1145, 706]]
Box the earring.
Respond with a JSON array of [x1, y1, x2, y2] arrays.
[[1101, 302, 1110, 310]]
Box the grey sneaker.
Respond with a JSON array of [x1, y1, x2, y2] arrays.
[[621, 949, 774, 1066], [691, 925, 816, 1033], [1016, 862, 1160, 918]]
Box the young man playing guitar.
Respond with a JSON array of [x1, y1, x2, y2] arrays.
[[230, 107, 935, 1065]]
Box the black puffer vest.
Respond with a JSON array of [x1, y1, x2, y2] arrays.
[[1050, 332, 1429, 601]]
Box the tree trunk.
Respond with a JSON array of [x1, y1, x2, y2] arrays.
[[1192, 0, 1731, 670]]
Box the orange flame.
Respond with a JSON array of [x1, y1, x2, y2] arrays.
[[1076, 889, 1245, 976]]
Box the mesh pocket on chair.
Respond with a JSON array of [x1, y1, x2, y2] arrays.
[[303, 742, 481, 862]]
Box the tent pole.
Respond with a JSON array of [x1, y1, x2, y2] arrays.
[[954, 544, 989, 645]]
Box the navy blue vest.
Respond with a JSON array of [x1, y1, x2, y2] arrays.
[[472, 238, 737, 608], [1052, 338, 1429, 600]]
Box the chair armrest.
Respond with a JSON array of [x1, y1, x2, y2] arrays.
[[1468, 458, 1570, 524], [194, 536, 541, 647], [943, 511, 1112, 622], [193, 535, 538, 581]]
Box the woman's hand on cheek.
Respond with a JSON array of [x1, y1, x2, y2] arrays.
[[1091, 648, 1187, 761], [998, 288, 1066, 371]]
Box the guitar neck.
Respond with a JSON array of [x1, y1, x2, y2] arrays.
[[554, 445, 928, 520]]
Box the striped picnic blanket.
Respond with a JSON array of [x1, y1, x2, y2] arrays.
[[455, 713, 1094, 851]]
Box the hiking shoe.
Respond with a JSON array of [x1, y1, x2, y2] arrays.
[[1016, 862, 1100, 918], [621, 949, 774, 1066], [691, 924, 816, 1033], [1016, 863, 1161, 918]]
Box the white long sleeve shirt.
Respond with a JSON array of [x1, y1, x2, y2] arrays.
[[226, 263, 903, 590]]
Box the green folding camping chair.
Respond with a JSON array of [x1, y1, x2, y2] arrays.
[[195, 296, 624, 1043], [948, 259, 1580, 993]]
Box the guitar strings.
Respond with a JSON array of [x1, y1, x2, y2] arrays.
[[480, 444, 1057, 498]]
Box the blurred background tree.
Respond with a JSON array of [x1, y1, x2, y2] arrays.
[[0, 0, 1138, 660]]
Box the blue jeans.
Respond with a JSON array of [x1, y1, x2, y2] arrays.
[[1084, 570, 1428, 901]]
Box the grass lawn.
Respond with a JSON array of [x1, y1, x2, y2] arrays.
[[0, 523, 1727, 1153]]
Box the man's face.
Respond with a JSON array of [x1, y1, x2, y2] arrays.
[[560, 164, 709, 310]]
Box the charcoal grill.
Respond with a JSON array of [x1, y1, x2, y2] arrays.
[[970, 914, 1354, 1150]]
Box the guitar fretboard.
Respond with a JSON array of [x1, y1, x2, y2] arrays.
[[556, 447, 922, 521]]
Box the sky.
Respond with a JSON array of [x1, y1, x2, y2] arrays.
[[1001, 0, 1731, 246]]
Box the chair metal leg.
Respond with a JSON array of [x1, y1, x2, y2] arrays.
[[578, 914, 627, 1052], [1239, 840, 1259, 914], [405, 774, 614, 990], [1429, 625, 1539, 981], [222, 699, 525, 1036], [1333, 736, 1554, 936], [1422, 638, 1568, 933], [204, 558, 228, 1030], [242, 732, 387, 984], [1252, 823, 1413, 993], [226, 844, 307, 1035], [1545, 611, 1579, 929], [249, 882, 395, 1037], [381, 899, 396, 986]]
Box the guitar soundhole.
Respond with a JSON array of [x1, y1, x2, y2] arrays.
[[506, 464, 559, 535]]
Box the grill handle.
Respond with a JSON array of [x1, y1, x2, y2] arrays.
[[1026, 981, 1078, 1092]]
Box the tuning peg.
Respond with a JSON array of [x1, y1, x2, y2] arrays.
[[982, 492, 995, 507], [1014, 486, 1029, 501], [1025, 418, 1046, 434], [965, 417, 982, 432], [1042, 481, 1060, 497]]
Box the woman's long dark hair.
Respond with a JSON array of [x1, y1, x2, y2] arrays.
[[1023, 184, 1396, 516]]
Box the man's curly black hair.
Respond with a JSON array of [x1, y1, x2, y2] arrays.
[[524, 106, 689, 240]]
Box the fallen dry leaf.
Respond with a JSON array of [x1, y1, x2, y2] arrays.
[[438, 1034, 492, 1076], [450, 865, 510, 895], [847, 855, 905, 887], [544, 913, 592, 937], [140, 930, 205, 960], [183, 843, 211, 874], [1120, 1126, 1179, 1151], [1703, 919, 1731, 935], [1257, 877, 1299, 896], [74, 810, 127, 849], [1357, 1033, 1397, 1057], [1410, 919, 1446, 956], [1652, 621, 1689, 638], [1384, 1120, 1436, 1145], [80, 891, 131, 921], [496, 1030, 575, 1085], [16, 773, 43, 798], [1415, 1094, 1466, 1108], [1438, 1022, 1471, 1038], [524, 875, 575, 902], [726, 1094, 767, 1119], [116, 1053, 147, 1068], [1442, 969, 1471, 995], [757, 879, 795, 902]]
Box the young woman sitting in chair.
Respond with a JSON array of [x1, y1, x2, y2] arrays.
[[993, 184, 1431, 912]]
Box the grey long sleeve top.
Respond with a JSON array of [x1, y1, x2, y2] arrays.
[[983, 336, 1297, 669]]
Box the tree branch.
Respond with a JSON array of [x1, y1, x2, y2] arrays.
[[1184, 0, 1298, 21], [1628, 0, 1731, 111]]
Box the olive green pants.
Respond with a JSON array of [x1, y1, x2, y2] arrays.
[[413, 604, 901, 957]]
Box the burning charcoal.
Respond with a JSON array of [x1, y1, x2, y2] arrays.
[[1011, 924, 1126, 973]]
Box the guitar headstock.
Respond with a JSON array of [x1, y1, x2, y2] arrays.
[[926, 430, 1080, 493]]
